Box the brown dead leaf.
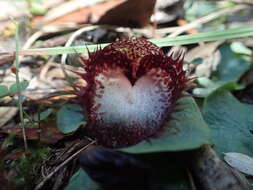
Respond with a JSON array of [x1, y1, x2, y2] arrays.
[[185, 42, 223, 78], [185, 41, 222, 63], [1, 126, 39, 140], [1, 122, 64, 144], [195, 50, 221, 78], [39, 121, 65, 144], [177, 19, 198, 35], [0, 107, 17, 128], [97, 0, 157, 27], [2, 151, 25, 161], [0, 171, 12, 190], [0, 148, 7, 157], [33, 0, 156, 28]]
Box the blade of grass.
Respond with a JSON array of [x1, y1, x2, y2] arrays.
[[151, 26, 253, 46], [13, 20, 28, 151], [2, 25, 253, 56]]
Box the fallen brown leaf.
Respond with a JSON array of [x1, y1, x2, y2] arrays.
[[97, 0, 157, 27], [1, 122, 65, 144], [33, 0, 156, 28], [0, 107, 17, 128], [2, 151, 25, 161]]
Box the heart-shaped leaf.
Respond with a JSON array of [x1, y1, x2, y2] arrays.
[[193, 43, 251, 97], [57, 104, 85, 134], [0, 82, 29, 98], [203, 89, 253, 157], [9, 81, 29, 94], [0, 85, 9, 98], [216, 43, 251, 82], [33, 108, 53, 122], [119, 96, 211, 154]]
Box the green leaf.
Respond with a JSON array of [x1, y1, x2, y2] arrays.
[[0, 85, 9, 98], [216, 43, 251, 82], [65, 169, 101, 190], [191, 58, 203, 65], [193, 79, 243, 97], [203, 89, 253, 157], [9, 81, 29, 94], [57, 104, 85, 134], [184, 1, 218, 22], [33, 108, 53, 122], [230, 42, 252, 55], [193, 43, 251, 97], [29, 2, 47, 16], [119, 96, 211, 154]]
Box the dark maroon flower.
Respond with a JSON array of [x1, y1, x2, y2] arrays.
[[76, 38, 189, 148]]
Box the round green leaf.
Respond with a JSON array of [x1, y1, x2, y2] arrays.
[[33, 108, 53, 122], [9, 81, 29, 94], [57, 104, 85, 134], [119, 96, 211, 154], [0, 85, 9, 98], [203, 89, 253, 157], [217, 44, 251, 82]]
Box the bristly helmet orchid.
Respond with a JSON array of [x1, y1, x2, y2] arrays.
[[75, 38, 189, 148]]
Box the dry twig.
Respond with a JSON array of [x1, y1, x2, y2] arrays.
[[34, 140, 96, 190]]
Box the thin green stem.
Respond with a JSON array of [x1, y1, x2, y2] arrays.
[[14, 21, 28, 151]]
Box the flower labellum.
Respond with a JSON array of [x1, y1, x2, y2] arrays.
[[76, 38, 188, 148]]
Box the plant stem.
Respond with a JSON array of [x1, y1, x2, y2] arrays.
[[14, 21, 28, 151]]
